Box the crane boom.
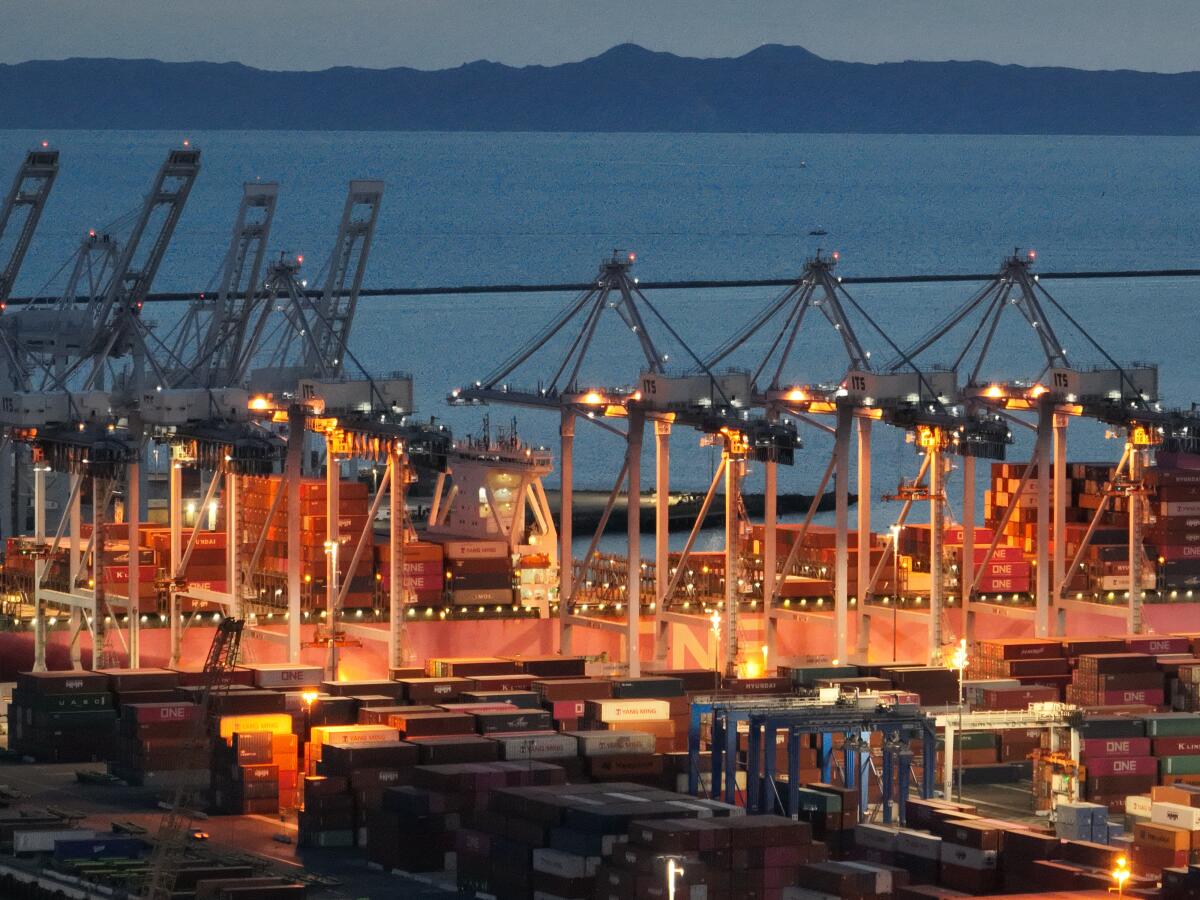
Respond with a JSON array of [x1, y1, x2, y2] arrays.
[[0, 147, 59, 305], [170, 181, 278, 387], [302, 179, 383, 377], [242, 180, 384, 393], [33, 146, 202, 391]]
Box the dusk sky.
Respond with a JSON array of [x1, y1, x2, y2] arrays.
[[2, 0, 1198, 73]]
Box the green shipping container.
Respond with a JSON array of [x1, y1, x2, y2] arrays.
[[795, 786, 841, 814], [1147, 714, 1200, 738], [788, 665, 860, 687], [16, 691, 112, 712], [1159, 755, 1200, 775], [27, 709, 119, 728]]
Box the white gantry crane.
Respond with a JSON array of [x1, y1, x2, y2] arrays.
[[701, 251, 1010, 665], [893, 250, 1176, 639], [454, 250, 797, 677]]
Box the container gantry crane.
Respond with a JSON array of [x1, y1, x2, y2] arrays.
[[893, 250, 1166, 638], [453, 250, 796, 676], [701, 251, 1009, 666], [454, 251, 674, 676], [204, 179, 449, 673], [0, 147, 201, 671]]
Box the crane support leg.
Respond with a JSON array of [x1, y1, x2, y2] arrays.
[[225, 470, 240, 621], [855, 416, 871, 660], [286, 408, 303, 663], [1035, 402, 1052, 637], [559, 410, 574, 655], [1129, 442, 1145, 634], [724, 449, 742, 676], [169, 459, 182, 667], [32, 463, 47, 672], [834, 404, 851, 662], [763, 436, 778, 670], [325, 438, 340, 680], [128, 458, 141, 668], [961, 454, 975, 641], [1053, 412, 1068, 635], [68, 474, 82, 669], [653, 420, 671, 664], [626, 410, 644, 677], [928, 445, 944, 662], [389, 449, 407, 669]]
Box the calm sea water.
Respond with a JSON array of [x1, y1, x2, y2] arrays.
[[1, 131, 1197, 551]]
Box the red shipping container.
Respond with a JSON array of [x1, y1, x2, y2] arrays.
[[1158, 545, 1200, 562], [1153, 737, 1200, 756], [1150, 469, 1200, 487], [979, 685, 1058, 710], [1130, 844, 1188, 877], [1102, 688, 1165, 706], [103, 565, 158, 583], [984, 560, 1030, 576], [947, 526, 994, 545], [1126, 636, 1191, 654], [1152, 517, 1200, 536], [1088, 755, 1158, 777], [1082, 737, 1151, 758], [550, 700, 587, 721], [979, 576, 1031, 593], [125, 702, 198, 724]]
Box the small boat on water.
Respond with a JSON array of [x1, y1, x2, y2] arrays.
[[809, 228, 828, 236]]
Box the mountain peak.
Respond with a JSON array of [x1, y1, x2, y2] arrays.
[[739, 44, 825, 63]]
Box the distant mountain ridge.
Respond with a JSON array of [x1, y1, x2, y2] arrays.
[[2, 44, 1199, 134]]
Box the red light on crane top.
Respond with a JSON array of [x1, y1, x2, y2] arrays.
[[1028, 249, 1037, 260], [40, 140, 48, 149], [628, 252, 636, 262], [297, 254, 304, 264], [831, 250, 840, 261], [183, 139, 190, 147], [88, 229, 96, 237]]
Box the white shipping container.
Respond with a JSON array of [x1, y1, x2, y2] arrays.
[[493, 732, 579, 760], [587, 698, 670, 723], [13, 829, 95, 854], [243, 663, 324, 689], [1099, 574, 1157, 591], [566, 730, 654, 756], [1151, 801, 1200, 831]]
